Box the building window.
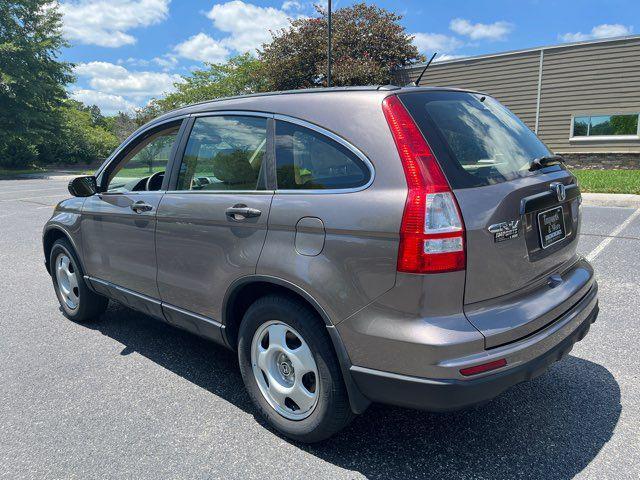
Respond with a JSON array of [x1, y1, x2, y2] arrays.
[[571, 114, 639, 139]]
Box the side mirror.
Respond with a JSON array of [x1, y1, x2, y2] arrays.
[[68, 176, 98, 197]]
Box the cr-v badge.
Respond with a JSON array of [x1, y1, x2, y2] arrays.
[[488, 219, 520, 242]]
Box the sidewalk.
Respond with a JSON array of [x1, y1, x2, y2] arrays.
[[581, 192, 640, 208]]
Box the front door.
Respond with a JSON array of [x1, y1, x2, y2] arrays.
[[81, 121, 183, 303], [155, 114, 273, 325]]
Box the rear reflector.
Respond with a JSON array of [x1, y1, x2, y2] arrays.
[[382, 95, 465, 274], [460, 358, 507, 376]]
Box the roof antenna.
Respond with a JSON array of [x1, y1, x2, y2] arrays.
[[410, 52, 437, 87]]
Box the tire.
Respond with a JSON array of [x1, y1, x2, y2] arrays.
[[49, 238, 108, 323], [238, 294, 355, 443]]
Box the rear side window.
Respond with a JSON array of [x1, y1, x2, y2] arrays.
[[399, 91, 553, 188], [275, 121, 371, 190], [176, 116, 267, 191]]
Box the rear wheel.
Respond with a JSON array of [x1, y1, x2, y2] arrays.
[[238, 295, 355, 443], [50, 239, 108, 322]]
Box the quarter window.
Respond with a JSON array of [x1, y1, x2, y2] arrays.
[[275, 121, 371, 190], [177, 116, 268, 191], [572, 114, 639, 138]]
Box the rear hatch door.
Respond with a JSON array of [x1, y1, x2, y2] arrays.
[[400, 90, 584, 346]]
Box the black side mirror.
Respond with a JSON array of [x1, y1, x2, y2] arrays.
[[68, 176, 98, 197]]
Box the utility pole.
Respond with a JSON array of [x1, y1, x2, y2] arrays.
[[327, 0, 332, 87]]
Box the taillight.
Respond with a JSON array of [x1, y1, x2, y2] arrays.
[[382, 95, 465, 274]]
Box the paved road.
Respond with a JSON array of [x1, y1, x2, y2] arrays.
[[0, 175, 638, 479]]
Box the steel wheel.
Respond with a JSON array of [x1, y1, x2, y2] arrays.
[[55, 253, 79, 311], [251, 320, 319, 420]]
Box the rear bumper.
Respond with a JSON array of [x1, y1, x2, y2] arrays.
[[349, 286, 598, 412]]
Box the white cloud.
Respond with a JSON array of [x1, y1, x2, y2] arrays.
[[560, 24, 633, 43], [433, 53, 464, 62], [173, 33, 230, 63], [152, 55, 179, 70], [281, 0, 302, 10], [122, 55, 180, 71], [206, 0, 293, 53], [412, 33, 464, 54], [74, 62, 182, 99], [450, 18, 513, 41], [70, 89, 137, 114], [60, 0, 170, 48]]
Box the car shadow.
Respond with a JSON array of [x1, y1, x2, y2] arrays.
[[88, 302, 621, 480]]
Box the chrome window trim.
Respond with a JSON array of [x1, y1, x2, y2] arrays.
[[273, 113, 375, 195], [190, 110, 274, 119]]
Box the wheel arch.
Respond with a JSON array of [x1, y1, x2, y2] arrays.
[[222, 275, 371, 414], [43, 226, 82, 275]]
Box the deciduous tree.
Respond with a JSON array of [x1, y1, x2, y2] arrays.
[[0, 0, 73, 167], [259, 2, 424, 90]]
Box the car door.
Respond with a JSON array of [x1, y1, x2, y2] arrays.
[[155, 113, 274, 336], [81, 120, 184, 316]]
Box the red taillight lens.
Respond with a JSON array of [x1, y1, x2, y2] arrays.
[[382, 95, 465, 274], [460, 358, 507, 376]]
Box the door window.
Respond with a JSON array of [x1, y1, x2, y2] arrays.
[[176, 116, 268, 191], [106, 124, 180, 193], [275, 121, 371, 190]]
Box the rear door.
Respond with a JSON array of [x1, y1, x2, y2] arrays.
[[155, 113, 274, 327], [400, 91, 583, 343]]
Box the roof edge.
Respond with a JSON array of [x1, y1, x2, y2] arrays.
[[400, 34, 640, 70]]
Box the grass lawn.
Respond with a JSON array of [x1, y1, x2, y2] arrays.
[[572, 169, 640, 195], [0, 167, 47, 177]]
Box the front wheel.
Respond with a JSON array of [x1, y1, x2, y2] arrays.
[[50, 238, 108, 322], [238, 295, 355, 443]]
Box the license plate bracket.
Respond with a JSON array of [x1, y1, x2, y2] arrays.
[[538, 205, 566, 249]]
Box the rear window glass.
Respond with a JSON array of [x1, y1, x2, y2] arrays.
[[399, 91, 554, 188]]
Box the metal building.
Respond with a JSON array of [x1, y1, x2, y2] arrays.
[[396, 35, 640, 168]]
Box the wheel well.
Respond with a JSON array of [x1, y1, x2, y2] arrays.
[[223, 281, 329, 350], [43, 228, 69, 274]]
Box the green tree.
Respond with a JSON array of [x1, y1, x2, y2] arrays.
[[136, 53, 266, 125], [103, 111, 137, 143], [39, 100, 119, 165], [0, 0, 73, 168], [259, 2, 424, 90]]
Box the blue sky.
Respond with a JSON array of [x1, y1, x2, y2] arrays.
[[58, 0, 638, 114]]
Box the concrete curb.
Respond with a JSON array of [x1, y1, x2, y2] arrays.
[[581, 192, 640, 208]]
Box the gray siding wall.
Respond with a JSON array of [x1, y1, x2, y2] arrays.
[[541, 38, 640, 153], [397, 37, 640, 154]]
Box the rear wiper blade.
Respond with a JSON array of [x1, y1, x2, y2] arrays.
[[529, 155, 565, 171]]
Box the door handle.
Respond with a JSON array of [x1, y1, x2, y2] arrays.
[[226, 204, 261, 221], [130, 201, 153, 213]]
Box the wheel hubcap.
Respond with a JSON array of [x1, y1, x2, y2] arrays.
[[55, 253, 79, 310], [250, 321, 319, 420]]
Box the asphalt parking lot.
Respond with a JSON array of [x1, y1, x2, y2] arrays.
[[1, 174, 638, 480]]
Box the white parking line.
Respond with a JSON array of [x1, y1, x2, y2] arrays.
[[586, 207, 640, 262], [0, 193, 66, 202], [0, 187, 65, 195]]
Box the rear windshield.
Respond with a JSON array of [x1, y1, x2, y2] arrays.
[[399, 91, 555, 188]]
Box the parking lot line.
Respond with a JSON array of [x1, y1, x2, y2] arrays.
[[0, 187, 65, 195], [0, 193, 67, 202], [586, 207, 640, 262]]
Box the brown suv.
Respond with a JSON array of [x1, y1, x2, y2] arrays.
[[44, 87, 598, 442]]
